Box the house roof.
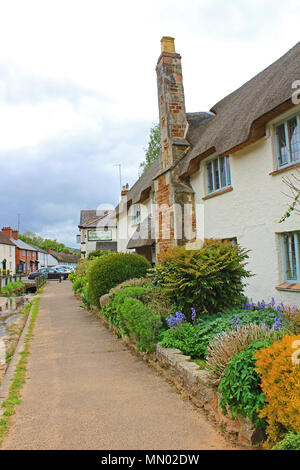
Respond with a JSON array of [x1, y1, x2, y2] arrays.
[[79, 211, 116, 228], [80, 210, 109, 225], [49, 250, 79, 263], [0, 233, 15, 246], [180, 41, 300, 177], [11, 238, 38, 251], [116, 158, 161, 215]]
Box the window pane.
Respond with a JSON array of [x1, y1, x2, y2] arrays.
[[219, 157, 227, 187], [276, 124, 289, 166], [213, 159, 220, 190], [284, 234, 297, 280], [287, 117, 300, 162], [226, 156, 231, 185], [207, 161, 214, 193]]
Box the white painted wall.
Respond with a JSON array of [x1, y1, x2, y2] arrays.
[[117, 197, 152, 253], [190, 106, 300, 307], [0, 243, 16, 273], [80, 227, 117, 258]]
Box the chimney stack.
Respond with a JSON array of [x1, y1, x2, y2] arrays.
[[12, 230, 18, 239], [1, 227, 13, 238], [121, 183, 129, 198], [156, 36, 189, 170]]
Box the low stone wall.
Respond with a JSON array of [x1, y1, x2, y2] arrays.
[[89, 302, 264, 448]]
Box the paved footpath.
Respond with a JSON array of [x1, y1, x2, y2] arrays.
[[2, 282, 236, 450]]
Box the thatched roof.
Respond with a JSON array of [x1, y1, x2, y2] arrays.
[[116, 159, 160, 215], [180, 41, 300, 177], [50, 250, 79, 264]]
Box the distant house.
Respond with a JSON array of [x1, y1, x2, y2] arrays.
[[48, 250, 79, 269], [0, 232, 16, 273], [1, 227, 39, 274], [78, 210, 117, 258]]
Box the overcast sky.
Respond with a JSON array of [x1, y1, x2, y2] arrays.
[[0, 0, 299, 247]]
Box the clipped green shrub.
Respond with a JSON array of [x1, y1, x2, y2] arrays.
[[72, 278, 85, 294], [82, 285, 91, 309], [273, 433, 300, 450], [88, 253, 150, 307], [154, 239, 251, 315], [218, 341, 270, 429], [87, 249, 114, 260], [102, 286, 162, 352]]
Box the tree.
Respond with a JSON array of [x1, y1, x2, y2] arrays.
[[139, 123, 161, 174], [279, 170, 300, 223]]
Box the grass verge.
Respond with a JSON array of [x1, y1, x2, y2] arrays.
[[0, 297, 40, 446]]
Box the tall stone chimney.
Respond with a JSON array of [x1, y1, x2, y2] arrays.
[[156, 36, 189, 170], [154, 37, 196, 261]]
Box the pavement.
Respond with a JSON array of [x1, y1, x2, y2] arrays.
[[2, 281, 236, 450]]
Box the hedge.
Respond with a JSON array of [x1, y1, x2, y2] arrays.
[[88, 253, 150, 307]]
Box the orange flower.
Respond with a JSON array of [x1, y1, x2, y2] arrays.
[[255, 334, 300, 448]]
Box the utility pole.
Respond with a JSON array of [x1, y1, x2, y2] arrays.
[[113, 164, 122, 192], [17, 213, 21, 232]]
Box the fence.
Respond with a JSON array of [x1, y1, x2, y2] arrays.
[[0, 274, 26, 290]]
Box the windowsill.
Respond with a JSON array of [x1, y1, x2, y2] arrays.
[[269, 161, 300, 176], [202, 186, 233, 201], [275, 282, 300, 292]]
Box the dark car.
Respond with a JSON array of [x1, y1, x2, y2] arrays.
[[28, 268, 68, 280]]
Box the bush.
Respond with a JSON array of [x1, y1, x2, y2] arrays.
[[103, 287, 162, 352], [255, 334, 300, 447], [82, 285, 91, 309], [0, 280, 25, 296], [72, 278, 85, 294], [283, 306, 300, 334], [158, 306, 287, 360], [206, 324, 283, 383], [273, 432, 300, 450], [87, 249, 113, 261], [154, 239, 251, 316], [218, 341, 269, 429], [88, 253, 151, 307], [159, 322, 204, 358]]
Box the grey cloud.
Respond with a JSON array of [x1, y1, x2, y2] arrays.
[[0, 118, 151, 247]]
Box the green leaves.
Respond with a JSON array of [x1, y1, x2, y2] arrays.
[[218, 342, 268, 429], [140, 123, 161, 174], [154, 240, 251, 317]]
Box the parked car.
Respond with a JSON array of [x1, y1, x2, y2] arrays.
[[28, 268, 68, 280], [52, 265, 74, 273]]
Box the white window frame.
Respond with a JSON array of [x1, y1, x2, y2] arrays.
[[274, 113, 300, 169], [282, 231, 300, 283], [206, 155, 231, 195], [132, 204, 141, 225]]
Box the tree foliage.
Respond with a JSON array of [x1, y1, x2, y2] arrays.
[[19, 231, 76, 253], [139, 123, 161, 174]]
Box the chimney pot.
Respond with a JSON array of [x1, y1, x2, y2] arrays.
[[161, 36, 175, 54]]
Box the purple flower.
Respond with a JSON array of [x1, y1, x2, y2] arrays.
[[191, 308, 197, 322], [166, 311, 186, 328]]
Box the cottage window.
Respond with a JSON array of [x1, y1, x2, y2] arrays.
[[283, 232, 300, 282], [132, 204, 141, 225], [206, 156, 231, 194], [275, 114, 300, 168]]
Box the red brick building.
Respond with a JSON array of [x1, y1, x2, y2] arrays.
[[1, 227, 39, 274]]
